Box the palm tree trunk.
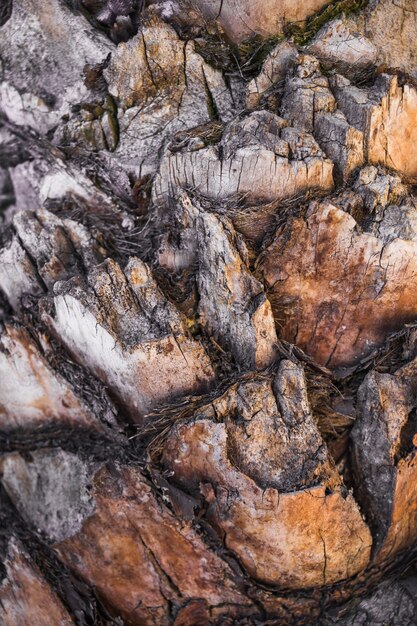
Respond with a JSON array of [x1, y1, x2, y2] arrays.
[[1, 1, 417, 624]]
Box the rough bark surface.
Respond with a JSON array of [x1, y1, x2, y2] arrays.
[[2, 1, 417, 625]]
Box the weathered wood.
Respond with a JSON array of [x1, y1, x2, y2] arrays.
[[44, 257, 215, 421], [2, 0, 417, 623], [0, 538, 75, 626], [156, 192, 278, 370], [161, 362, 372, 589], [0, 449, 256, 625], [351, 358, 417, 560], [0, 324, 103, 431], [153, 109, 335, 210], [176, 0, 330, 43], [261, 195, 417, 373]]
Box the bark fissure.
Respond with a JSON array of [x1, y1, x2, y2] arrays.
[[2, 1, 417, 624]]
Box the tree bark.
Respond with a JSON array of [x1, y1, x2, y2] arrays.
[[2, 1, 417, 624]]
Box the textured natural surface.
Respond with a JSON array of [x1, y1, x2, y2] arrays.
[[2, 1, 417, 625], [162, 362, 372, 589], [0, 538, 75, 626], [261, 198, 417, 373], [173, 0, 331, 43]]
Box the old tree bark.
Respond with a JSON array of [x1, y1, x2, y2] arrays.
[[3, 0, 417, 624]]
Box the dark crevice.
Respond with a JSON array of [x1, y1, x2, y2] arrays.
[[0, 0, 12, 27], [62, 0, 146, 43], [396, 408, 417, 464]]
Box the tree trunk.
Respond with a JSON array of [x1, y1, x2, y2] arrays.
[[2, 1, 417, 624]]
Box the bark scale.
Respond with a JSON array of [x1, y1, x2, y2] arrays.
[[1, 1, 417, 624]]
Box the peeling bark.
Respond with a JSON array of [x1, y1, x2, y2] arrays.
[[261, 196, 417, 373], [0, 449, 256, 625], [43, 257, 214, 421], [157, 192, 278, 370], [0, 324, 104, 431], [351, 358, 417, 559], [153, 109, 335, 214], [176, 0, 331, 43], [161, 362, 372, 589], [0, 537, 75, 626], [2, 0, 417, 623]]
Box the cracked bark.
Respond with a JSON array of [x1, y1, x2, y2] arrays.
[[2, 1, 417, 625]]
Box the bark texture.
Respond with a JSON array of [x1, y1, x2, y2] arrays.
[[2, 1, 417, 625]]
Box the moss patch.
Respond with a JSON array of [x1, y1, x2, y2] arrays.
[[285, 0, 370, 46], [195, 0, 370, 80]]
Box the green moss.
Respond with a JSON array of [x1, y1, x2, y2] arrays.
[[195, 0, 369, 80], [285, 0, 370, 46]]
